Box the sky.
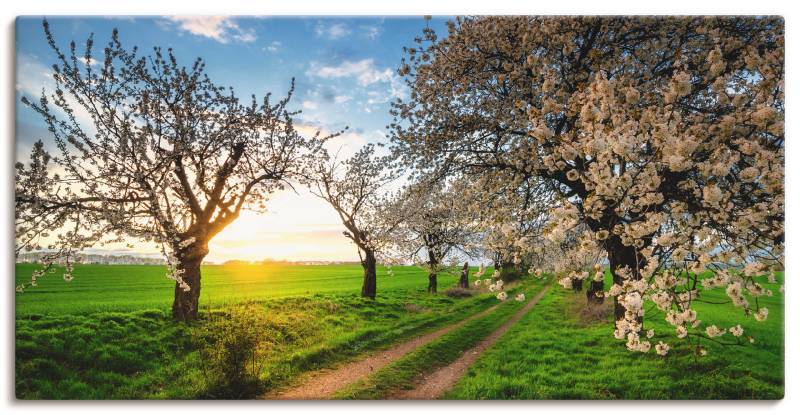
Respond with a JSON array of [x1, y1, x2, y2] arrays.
[[15, 16, 450, 263]]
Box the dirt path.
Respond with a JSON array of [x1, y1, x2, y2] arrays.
[[266, 303, 500, 400], [392, 285, 550, 400]]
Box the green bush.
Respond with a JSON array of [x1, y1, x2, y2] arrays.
[[498, 265, 526, 282], [196, 304, 274, 399]]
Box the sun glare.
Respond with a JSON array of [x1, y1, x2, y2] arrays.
[[208, 193, 359, 263]]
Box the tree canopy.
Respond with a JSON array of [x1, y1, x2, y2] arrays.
[[391, 16, 784, 354], [15, 21, 328, 319]]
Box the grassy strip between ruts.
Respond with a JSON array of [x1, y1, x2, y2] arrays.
[[332, 277, 550, 400]]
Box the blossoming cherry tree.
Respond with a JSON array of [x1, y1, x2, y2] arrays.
[[15, 21, 328, 320]]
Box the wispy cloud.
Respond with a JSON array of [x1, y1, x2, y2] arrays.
[[165, 16, 256, 44], [306, 59, 409, 110], [308, 59, 392, 86], [360, 23, 383, 40], [82, 57, 100, 66], [314, 21, 351, 40], [15, 54, 52, 96], [264, 40, 282, 53], [16, 54, 96, 129]]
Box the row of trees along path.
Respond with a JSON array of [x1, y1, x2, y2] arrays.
[[15, 17, 783, 367]]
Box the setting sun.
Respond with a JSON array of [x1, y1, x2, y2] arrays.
[[208, 190, 359, 263]]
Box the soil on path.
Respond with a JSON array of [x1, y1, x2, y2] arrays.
[[392, 286, 550, 400], [266, 302, 501, 400]]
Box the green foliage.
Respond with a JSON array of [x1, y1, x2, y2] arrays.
[[498, 264, 526, 282], [195, 304, 274, 398]]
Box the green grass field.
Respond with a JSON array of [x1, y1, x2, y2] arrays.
[[14, 264, 784, 399], [15, 263, 498, 399], [15, 263, 454, 315], [447, 272, 784, 399]]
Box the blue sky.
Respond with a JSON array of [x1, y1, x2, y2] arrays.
[[16, 16, 449, 155], [15, 16, 450, 262]]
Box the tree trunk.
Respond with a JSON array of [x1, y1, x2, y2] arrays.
[[361, 249, 377, 299], [426, 249, 439, 294], [587, 279, 605, 304], [607, 242, 644, 322], [493, 255, 503, 274], [459, 270, 469, 288], [428, 272, 438, 293], [501, 262, 514, 278], [571, 278, 583, 292], [172, 254, 205, 321]]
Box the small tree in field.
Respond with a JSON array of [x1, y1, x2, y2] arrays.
[[392, 16, 783, 355], [386, 180, 481, 293], [309, 144, 399, 299], [15, 21, 326, 320]]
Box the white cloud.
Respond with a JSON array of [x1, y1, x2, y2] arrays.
[[83, 57, 100, 66], [308, 59, 392, 86], [166, 16, 256, 44], [314, 22, 351, 40], [302, 100, 319, 110], [293, 120, 371, 159], [388, 74, 409, 100], [16, 54, 95, 130], [264, 40, 282, 53], [306, 59, 409, 113], [324, 130, 371, 159], [334, 95, 351, 104], [361, 24, 382, 40], [16, 54, 53, 96]]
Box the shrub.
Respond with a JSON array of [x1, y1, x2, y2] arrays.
[[499, 265, 526, 282], [197, 304, 274, 398]]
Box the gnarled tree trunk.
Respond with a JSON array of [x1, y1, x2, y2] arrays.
[[172, 251, 207, 321], [171, 260, 201, 321], [361, 249, 377, 299]]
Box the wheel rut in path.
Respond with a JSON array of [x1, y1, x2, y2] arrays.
[[392, 285, 550, 400], [266, 302, 500, 400]]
